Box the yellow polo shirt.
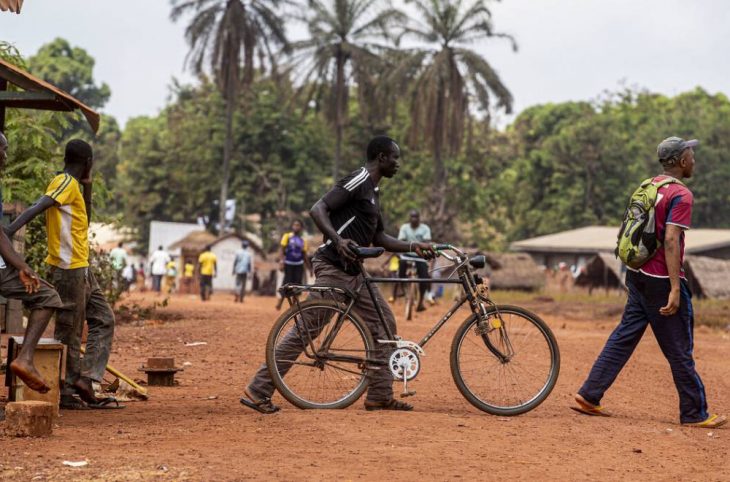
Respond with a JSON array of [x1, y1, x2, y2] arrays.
[[44, 173, 89, 269], [198, 251, 217, 276]]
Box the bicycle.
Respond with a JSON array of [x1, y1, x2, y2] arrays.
[[399, 254, 428, 321], [268, 244, 560, 416]]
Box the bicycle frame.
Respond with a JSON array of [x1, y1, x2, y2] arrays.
[[283, 245, 513, 365]]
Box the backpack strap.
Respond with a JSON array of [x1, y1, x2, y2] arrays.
[[653, 176, 685, 189]]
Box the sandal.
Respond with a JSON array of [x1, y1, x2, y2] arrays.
[[60, 395, 89, 410], [87, 397, 125, 410], [683, 414, 727, 429], [364, 398, 413, 411], [570, 394, 611, 417], [240, 388, 280, 414]]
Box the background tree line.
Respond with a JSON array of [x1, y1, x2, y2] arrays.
[[2, 1, 730, 260]]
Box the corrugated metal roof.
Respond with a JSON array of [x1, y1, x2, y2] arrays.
[[510, 225, 730, 254]]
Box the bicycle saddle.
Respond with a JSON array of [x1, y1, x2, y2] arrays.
[[352, 246, 385, 259]]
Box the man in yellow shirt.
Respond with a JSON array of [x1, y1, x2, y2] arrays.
[[182, 261, 195, 294], [7, 140, 120, 410], [198, 245, 217, 301]]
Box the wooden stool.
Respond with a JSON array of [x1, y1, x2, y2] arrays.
[[5, 337, 66, 418]]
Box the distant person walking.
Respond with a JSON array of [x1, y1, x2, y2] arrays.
[[109, 241, 128, 284], [164, 258, 178, 294], [182, 261, 195, 294], [149, 245, 170, 293], [276, 220, 312, 310], [573, 137, 726, 428], [398, 210, 433, 312], [136, 263, 146, 292], [198, 245, 217, 301], [233, 240, 254, 303]]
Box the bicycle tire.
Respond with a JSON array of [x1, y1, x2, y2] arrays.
[[405, 282, 417, 321], [266, 298, 375, 410], [450, 305, 560, 416]]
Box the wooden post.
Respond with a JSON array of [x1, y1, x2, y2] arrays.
[[0, 78, 6, 132]]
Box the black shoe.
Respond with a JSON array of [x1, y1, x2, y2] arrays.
[[364, 399, 413, 411]]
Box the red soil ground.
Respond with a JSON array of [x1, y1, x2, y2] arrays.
[[1, 291, 728, 481]]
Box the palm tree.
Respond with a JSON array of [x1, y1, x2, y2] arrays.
[[171, 0, 288, 231], [399, 0, 516, 226], [291, 0, 405, 180]]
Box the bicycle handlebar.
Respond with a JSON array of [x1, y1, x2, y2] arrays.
[[432, 244, 466, 263]]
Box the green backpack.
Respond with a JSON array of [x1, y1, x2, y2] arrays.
[[615, 177, 683, 269]]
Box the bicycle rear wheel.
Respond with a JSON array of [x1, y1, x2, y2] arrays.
[[266, 299, 374, 409], [450, 305, 560, 416], [404, 282, 417, 321]]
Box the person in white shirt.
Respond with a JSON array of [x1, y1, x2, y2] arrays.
[[233, 240, 254, 303], [398, 210, 433, 311], [149, 246, 170, 293]]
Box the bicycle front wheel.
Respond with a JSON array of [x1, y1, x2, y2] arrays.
[[266, 299, 374, 409], [450, 305, 560, 416]]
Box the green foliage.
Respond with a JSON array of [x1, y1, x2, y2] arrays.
[[28, 38, 110, 109], [495, 87, 730, 241], [117, 78, 331, 250], [89, 244, 126, 308]]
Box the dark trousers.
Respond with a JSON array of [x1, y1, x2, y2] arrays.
[[250, 257, 396, 402], [200, 275, 213, 301], [152, 274, 163, 292], [235, 273, 248, 302], [579, 270, 708, 423], [52, 267, 116, 394], [282, 263, 304, 285]]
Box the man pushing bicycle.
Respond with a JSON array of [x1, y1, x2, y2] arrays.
[[241, 136, 436, 413]]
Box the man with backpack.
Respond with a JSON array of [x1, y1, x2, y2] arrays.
[[573, 137, 726, 428]]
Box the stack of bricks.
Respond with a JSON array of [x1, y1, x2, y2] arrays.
[[3, 401, 54, 437]]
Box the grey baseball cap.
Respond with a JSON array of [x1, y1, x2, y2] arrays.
[[657, 136, 698, 162]]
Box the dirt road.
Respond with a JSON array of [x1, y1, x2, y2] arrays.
[[1, 292, 728, 481]]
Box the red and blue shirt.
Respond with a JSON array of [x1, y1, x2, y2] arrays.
[[639, 175, 693, 279]]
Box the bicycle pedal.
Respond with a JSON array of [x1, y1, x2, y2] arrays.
[[400, 390, 417, 398]]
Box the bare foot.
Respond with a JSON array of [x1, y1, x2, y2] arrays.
[[73, 377, 99, 405], [10, 359, 51, 393]]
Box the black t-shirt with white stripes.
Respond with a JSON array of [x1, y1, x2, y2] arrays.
[[315, 167, 384, 275]]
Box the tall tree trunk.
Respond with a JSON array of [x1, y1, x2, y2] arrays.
[[334, 51, 346, 181], [428, 79, 453, 240], [219, 83, 235, 234]]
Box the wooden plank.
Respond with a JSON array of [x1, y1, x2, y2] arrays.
[[0, 78, 5, 131], [0, 91, 57, 102]]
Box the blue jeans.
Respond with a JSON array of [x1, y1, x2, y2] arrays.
[[578, 270, 708, 423]]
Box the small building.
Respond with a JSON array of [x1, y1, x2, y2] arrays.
[[511, 226, 730, 269], [574, 253, 627, 293], [684, 255, 730, 299], [169, 231, 269, 293], [147, 221, 202, 261], [483, 252, 545, 291]]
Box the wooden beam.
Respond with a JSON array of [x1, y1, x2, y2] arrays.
[[0, 78, 6, 132], [0, 91, 57, 102]]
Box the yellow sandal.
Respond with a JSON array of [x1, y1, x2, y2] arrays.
[[683, 414, 727, 428], [571, 394, 612, 417]]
